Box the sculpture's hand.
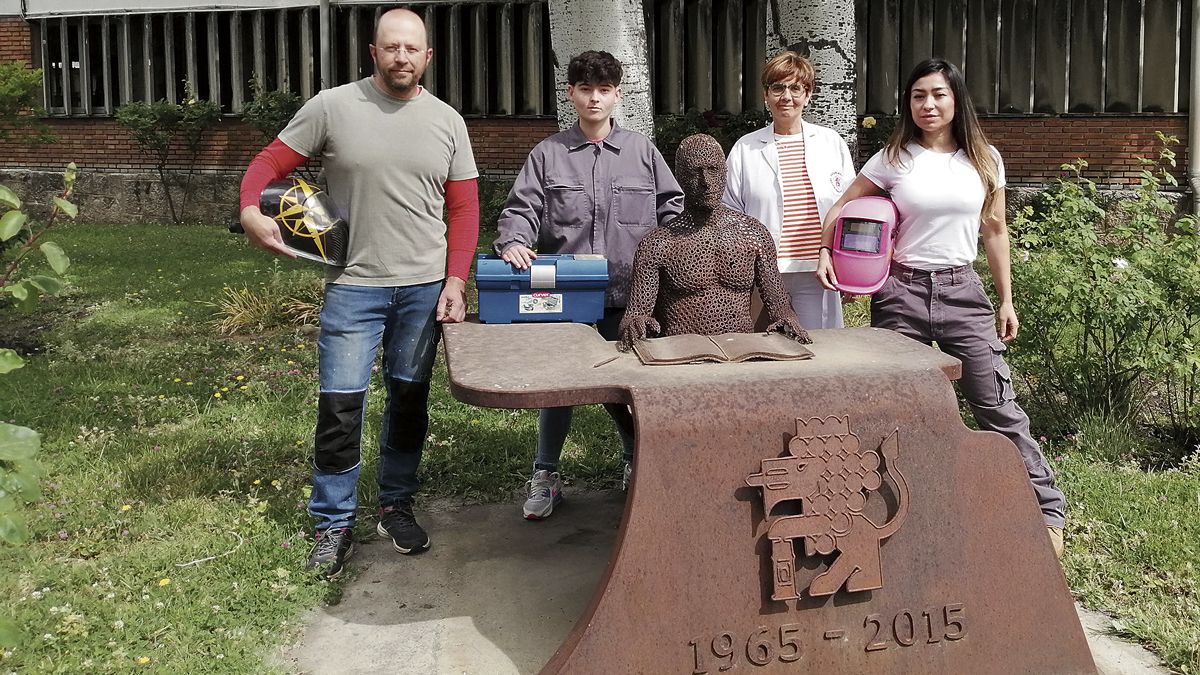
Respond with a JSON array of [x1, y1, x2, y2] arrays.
[[766, 317, 812, 345], [617, 315, 661, 351]]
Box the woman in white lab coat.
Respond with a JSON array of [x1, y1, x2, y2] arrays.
[[722, 51, 856, 329]]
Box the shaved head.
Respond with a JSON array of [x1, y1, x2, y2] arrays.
[[369, 8, 432, 99], [374, 8, 427, 48]]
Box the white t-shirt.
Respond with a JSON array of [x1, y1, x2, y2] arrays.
[[859, 142, 1005, 269]]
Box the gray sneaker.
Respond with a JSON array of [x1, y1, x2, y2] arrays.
[[622, 461, 633, 491], [523, 469, 563, 520]]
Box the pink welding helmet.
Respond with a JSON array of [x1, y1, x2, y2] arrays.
[[830, 196, 899, 295]]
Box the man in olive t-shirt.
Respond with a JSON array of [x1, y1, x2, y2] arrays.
[[238, 9, 479, 578]]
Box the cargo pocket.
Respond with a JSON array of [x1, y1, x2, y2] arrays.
[[990, 339, 1016, 403], [613, 184, 655, 227], [545, 184, 588, 229]]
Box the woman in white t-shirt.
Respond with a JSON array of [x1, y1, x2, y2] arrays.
[[815, 59, 1067, 557], [722, 51, 855, 330]]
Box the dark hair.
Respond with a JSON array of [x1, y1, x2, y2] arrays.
[[567, 51, 623, 87], [885, 58, 1001, 213]]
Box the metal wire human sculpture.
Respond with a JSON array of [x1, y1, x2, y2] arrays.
[[618, 133, 811, 349]]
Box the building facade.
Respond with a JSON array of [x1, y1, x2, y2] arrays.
[[0, 0, 1192, 222]]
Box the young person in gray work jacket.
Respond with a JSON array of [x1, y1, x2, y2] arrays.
[[493, 50, 684, 521]]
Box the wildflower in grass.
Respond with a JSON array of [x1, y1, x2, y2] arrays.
[[158, 578, 170, 587], [112, 620, 124, 630], [239, 385, 248, 391], [120, 504, 132, 512], [214, 392, 222, 399], [235, 375, 245, 381], [253, 479, 261, 486], [57, 531, 68, 540], [136, 656, 150, 665], [172, 378, 181, 382], [281, 541, 291, 549], [271, 479, 281, 490], [186, 381, 193, 386], [221, 387, 230, 392]]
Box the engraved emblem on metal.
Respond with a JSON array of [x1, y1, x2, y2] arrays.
[[747, 416, 910, 600]]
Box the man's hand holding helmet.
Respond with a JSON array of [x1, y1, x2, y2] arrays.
[[240, 205, 296, 258]]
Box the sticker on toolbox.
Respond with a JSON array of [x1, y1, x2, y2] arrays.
[[519, 292, 564, 314]]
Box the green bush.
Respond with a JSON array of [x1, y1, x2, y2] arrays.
[[1009, 132, 1200, 458], [0, 164, 77, 646], [240, 84, 302, 141], [115, 95, 221, 224], [0, 62, 52, 143], [654, 108, 770, 164]]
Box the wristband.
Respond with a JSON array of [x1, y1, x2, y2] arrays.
[[819, 245, 833, 254]]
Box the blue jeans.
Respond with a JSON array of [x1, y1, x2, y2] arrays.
[[308, 281, 443, 531], [535, 308, 635, 471]]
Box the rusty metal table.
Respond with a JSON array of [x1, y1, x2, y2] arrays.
[[442, 322, 1096, 674]]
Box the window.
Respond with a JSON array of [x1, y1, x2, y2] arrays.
[[34, 1, 556, 117]]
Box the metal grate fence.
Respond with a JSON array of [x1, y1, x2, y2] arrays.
[[855, 0, 1193, 115], [34, 1, 555, 117]]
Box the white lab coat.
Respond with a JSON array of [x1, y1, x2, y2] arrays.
[[722, 121, 856, 273]]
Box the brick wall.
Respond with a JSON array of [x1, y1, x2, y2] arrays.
[[466, 118, 559, 178], [857, 115, 1190, 187], [0, 115, 557, 177], [0, 17, 31, 64], [981, 116, 1189, 187]]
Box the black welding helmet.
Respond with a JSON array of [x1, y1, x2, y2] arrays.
[[259, 178, 349, 266]]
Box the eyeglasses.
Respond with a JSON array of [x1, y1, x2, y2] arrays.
[[376, 44, 421, 56], [767, 83, 808, 97]]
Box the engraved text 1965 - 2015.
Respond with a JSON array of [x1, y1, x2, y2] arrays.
[[688, 603, 966, 672]]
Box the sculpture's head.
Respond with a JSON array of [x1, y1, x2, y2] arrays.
[[675, 133, 726, 213]]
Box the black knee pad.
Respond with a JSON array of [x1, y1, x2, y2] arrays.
[[383, 378, 431, 451], [314, 390, 366, 473]]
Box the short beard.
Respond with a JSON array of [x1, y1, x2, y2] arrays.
[[375, 70, 419, 97]]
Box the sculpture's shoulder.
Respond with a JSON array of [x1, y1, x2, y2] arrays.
[[714, 207, 773, 243]]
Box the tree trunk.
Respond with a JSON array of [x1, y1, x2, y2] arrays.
[[547, 0, 655, 139], [768, 0, 858, 150]]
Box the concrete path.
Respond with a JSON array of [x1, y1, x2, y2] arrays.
[[281, 490, 1168, 675]]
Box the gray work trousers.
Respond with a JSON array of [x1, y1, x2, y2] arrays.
[[871, 262, 1067, 528]]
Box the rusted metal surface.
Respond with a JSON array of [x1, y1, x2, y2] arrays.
[[442, 322, 1096, 674]]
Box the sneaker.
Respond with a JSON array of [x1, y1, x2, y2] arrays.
[[305, 527, 355, 578], [376, 503, 431, 554], [523, 469, 563, 520], [622, 461, 633, 492]]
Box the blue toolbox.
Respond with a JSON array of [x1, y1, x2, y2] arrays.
[[475, 253, 608, 324]]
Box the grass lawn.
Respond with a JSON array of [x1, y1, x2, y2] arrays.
[[0, 222, 1197, 673]]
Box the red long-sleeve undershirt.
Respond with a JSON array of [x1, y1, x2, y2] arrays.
[[239, 138, 480, 281]]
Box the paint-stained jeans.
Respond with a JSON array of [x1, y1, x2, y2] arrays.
[[871, 262, 1067, 528], [308, 281, 442, 531]]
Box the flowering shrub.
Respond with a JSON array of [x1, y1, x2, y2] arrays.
[[1008, 133, 1200, 455]]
